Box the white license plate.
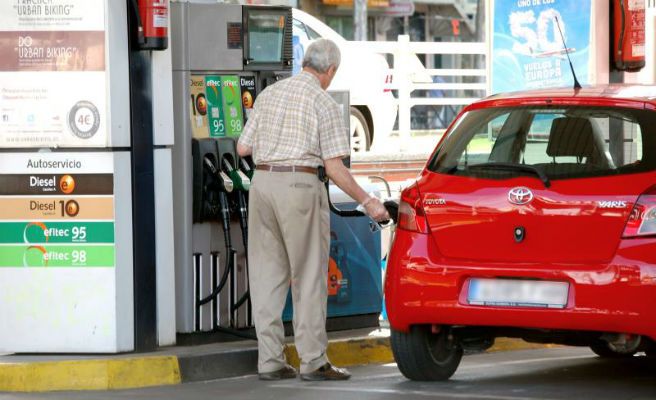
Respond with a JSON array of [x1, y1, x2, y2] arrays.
[[467, 278, 569, 309]]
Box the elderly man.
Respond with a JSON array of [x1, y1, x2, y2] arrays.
[[237, 38, 389, 381]]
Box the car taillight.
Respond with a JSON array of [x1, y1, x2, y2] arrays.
[[398, 183, 429, 233], [622, 186, 656, 238]]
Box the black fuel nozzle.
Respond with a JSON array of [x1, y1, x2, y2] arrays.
[[222, 158, 250, 192], [203, 156, 234, 193], [383, 200, 399, 224]]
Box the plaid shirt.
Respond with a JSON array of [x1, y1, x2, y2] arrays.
[[238, 71, 350, 167]]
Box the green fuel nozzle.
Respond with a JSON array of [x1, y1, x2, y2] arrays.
[[222, 158, 251, 191], [203, 156, 234, 193], [240, 158, 254, 180]]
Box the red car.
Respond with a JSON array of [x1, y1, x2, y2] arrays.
[[385, 85, 656, 381]]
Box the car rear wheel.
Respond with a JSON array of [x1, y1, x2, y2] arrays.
[[589, 340, 637, 358], [350, 107, 371, 153], [391, 326, 463, 381]]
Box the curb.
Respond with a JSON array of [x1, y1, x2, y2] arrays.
[[0, 356, 181, 392], [488, 338, 558, 353], [285, 336, 393, 368], [0, 336, 544, 392]]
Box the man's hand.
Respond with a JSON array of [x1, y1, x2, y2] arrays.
[[324, 158, 390, 222], [363, 197, 390, 222], [237, 143, 252, 157]]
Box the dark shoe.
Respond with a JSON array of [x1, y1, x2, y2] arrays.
[[258, 364, 297, 381], [300, 363, 351, 381]]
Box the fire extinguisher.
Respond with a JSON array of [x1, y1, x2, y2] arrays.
[[132, 0, 168, 51], [613, 0, 645, 71]]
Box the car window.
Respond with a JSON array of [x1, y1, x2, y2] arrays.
[[292, 19, 310, 75], [305, 25, 321, 40], [456, 113, 509, 166], [429, 106, 655, 181], [293, 19, 309, 41], [522, 114, 572, 165]]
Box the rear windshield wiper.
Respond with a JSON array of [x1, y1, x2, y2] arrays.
[[466, 162, 551, 188]]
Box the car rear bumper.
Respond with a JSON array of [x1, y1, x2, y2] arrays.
[[385, 230, 656, 340]]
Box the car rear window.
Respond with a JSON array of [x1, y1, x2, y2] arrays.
[[429, 106, 656, 180]]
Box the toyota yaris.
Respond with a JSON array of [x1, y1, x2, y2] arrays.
[[385, 85, 656, 381]]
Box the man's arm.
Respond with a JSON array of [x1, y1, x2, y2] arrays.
[[238, 103, 257, 157], [324, 157, 389, 221]]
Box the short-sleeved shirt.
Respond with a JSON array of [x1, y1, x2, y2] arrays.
[[238, 71, 350, 167]]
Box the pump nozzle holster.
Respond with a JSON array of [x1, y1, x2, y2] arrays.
[[317, 166, 328, 183]]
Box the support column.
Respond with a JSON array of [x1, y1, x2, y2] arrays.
[[126, 0, 158, 352], [354, 0, 368, 41]]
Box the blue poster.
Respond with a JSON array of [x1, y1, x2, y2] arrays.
[[491, 0, 591, 94]]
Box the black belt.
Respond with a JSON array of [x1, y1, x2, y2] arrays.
[[256, 164, 319, 175]]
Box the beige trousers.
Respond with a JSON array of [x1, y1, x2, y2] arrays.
[[248, 170, 330, 374]]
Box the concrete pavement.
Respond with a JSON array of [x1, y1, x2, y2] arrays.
[[0, 326, 549, 393], [3, 347, 655, 400]]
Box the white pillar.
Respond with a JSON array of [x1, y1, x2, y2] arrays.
[[396, 34, 412, 150], [354, 0, 368, 41]]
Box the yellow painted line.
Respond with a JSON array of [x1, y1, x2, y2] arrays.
[[488, 338, 556, 353], [327, 337, 394, 366], [285, 337, 394, 368], [285, 337, 549, 368], [0, 356, 181, 392], [0, 337, 549, 392]]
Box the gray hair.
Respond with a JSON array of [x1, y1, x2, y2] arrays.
[[302, 38, 341, 73]]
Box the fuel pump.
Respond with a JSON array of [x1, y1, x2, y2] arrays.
[[170, 2, 294, 335]]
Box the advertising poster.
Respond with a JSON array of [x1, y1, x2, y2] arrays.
[[221, 75, 244, 137], [0, 0, 108, 147], [491, 0, 591, 94], [240, 75, 256, 122], [190, 76, 210, 139], [205, 75, 227, 138], [0, 152, 115, 268]]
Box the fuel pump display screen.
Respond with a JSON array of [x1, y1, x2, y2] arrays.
[[246, 10, 285, 63]]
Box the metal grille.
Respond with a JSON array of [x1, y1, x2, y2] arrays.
[[283, 8, 293, 70]]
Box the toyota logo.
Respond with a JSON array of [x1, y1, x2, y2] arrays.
[[508, 187, 533, 205]]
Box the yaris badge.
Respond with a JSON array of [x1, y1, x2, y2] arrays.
[[508, 187, 533, 205]]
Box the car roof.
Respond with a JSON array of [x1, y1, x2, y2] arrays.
[[292, 8, 347, 44], [475, 85, 656, 109]]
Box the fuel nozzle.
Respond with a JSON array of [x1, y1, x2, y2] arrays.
[[239, 157, 254, 180], [227, 158, 250, 258], [222, 158, 250, 191], [203, 156, 234, 193]]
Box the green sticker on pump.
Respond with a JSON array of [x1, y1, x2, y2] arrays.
[[0, 221, 115, 244], [205, 76, 227, 137], [220, 75, 244, 137], [0, 245, 115, 268]]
